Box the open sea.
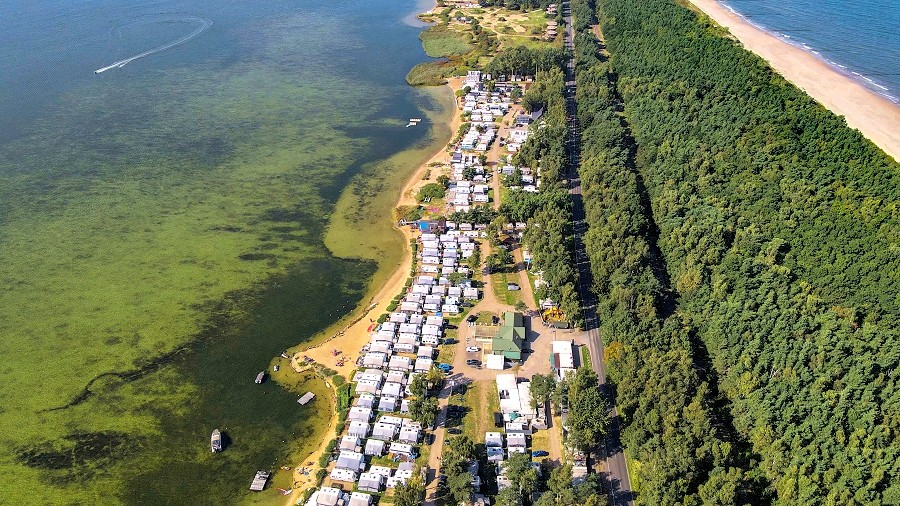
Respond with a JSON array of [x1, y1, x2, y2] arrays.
[[0, 0, 448, 504], [719, 0, 900, 103]]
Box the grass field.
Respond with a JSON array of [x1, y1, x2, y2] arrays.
[[455, 6, 561, 51], [626, 455, 642, 505], [419, 25, 474, 58], [530, 427, 550, 462], [490, 269, 523, 306], [580, 345, 592, 370], [460, 381, 500, 444]]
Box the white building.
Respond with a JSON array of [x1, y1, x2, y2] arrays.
[[307, 487, 348, 506], [364, 438, 386, 456], [348, 421, 369, 438], [329, 468, 357, 483]]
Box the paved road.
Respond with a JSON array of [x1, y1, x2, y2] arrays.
[[561, 2, 635, 505]]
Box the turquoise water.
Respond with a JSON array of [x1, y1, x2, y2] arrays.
[[719, 0, 900, 102], [0, 0, 445, 503]]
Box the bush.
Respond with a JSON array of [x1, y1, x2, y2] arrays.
[[398, 205, 425, 222], [416, 183, 446, 202], [337, 384, 352, 409]]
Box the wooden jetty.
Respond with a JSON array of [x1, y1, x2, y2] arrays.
[[249, 470, 271, 491]]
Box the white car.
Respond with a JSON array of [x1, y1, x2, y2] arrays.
[[466, 346, 480, 353]]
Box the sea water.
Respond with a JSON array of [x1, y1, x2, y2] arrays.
[[720, 0, 900, 103]]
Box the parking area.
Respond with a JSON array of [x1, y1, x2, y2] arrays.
[[449, 311, 567, 380]]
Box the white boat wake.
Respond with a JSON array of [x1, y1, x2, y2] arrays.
[[95, 17, 212, 74]]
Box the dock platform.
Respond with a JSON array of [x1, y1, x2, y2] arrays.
[[250, 470, 270, 491]]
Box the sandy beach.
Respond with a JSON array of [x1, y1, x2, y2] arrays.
[[686, 0, 900, 162]]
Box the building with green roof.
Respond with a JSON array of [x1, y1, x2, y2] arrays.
[[493, 312, 525, 361]]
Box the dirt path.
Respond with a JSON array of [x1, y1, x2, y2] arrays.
[[487, 106, 520, 211], [423, 380, 453, 505], [509, 239, 537, 310]]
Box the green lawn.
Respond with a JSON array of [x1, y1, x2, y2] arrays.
[[460, 381, 500, 443], [626, 455, 642, 505], [475, 311, 496, 325], [580, 345, 592, 370], [490, 269, 522, 306]]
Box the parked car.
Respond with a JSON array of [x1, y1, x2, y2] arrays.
[[441, 338, 458, 345], [437, 363, 452, 372], [506, 283, 520, 291], [465, 346, 480, 352], [466, 359, 481, 366], [532, 450, 549, 457], [447, 428, 462, 435]]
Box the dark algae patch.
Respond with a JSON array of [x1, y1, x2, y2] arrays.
[[239, 252, 278, 261], [17, 431, 140, 473]]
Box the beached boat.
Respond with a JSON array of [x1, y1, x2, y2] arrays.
[[255, 371, 265, 384], [273, 364, 280, 372], [210, 429, 223, 452]]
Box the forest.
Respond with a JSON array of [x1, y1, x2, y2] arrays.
[[486, 46, 569, 79], [571, 1, 767, 502], [576, 0, 900, 503]]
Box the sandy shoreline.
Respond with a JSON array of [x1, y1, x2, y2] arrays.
[[686, 0, 900, 162], [279, 77, 461, 506]]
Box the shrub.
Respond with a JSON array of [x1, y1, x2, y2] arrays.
[[416, 183, 446, 202]]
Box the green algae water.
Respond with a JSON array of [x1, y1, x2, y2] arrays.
[[0, 0, 452, 504]]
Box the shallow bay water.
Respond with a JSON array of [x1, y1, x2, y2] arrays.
[[0, 0, 450, 503]]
